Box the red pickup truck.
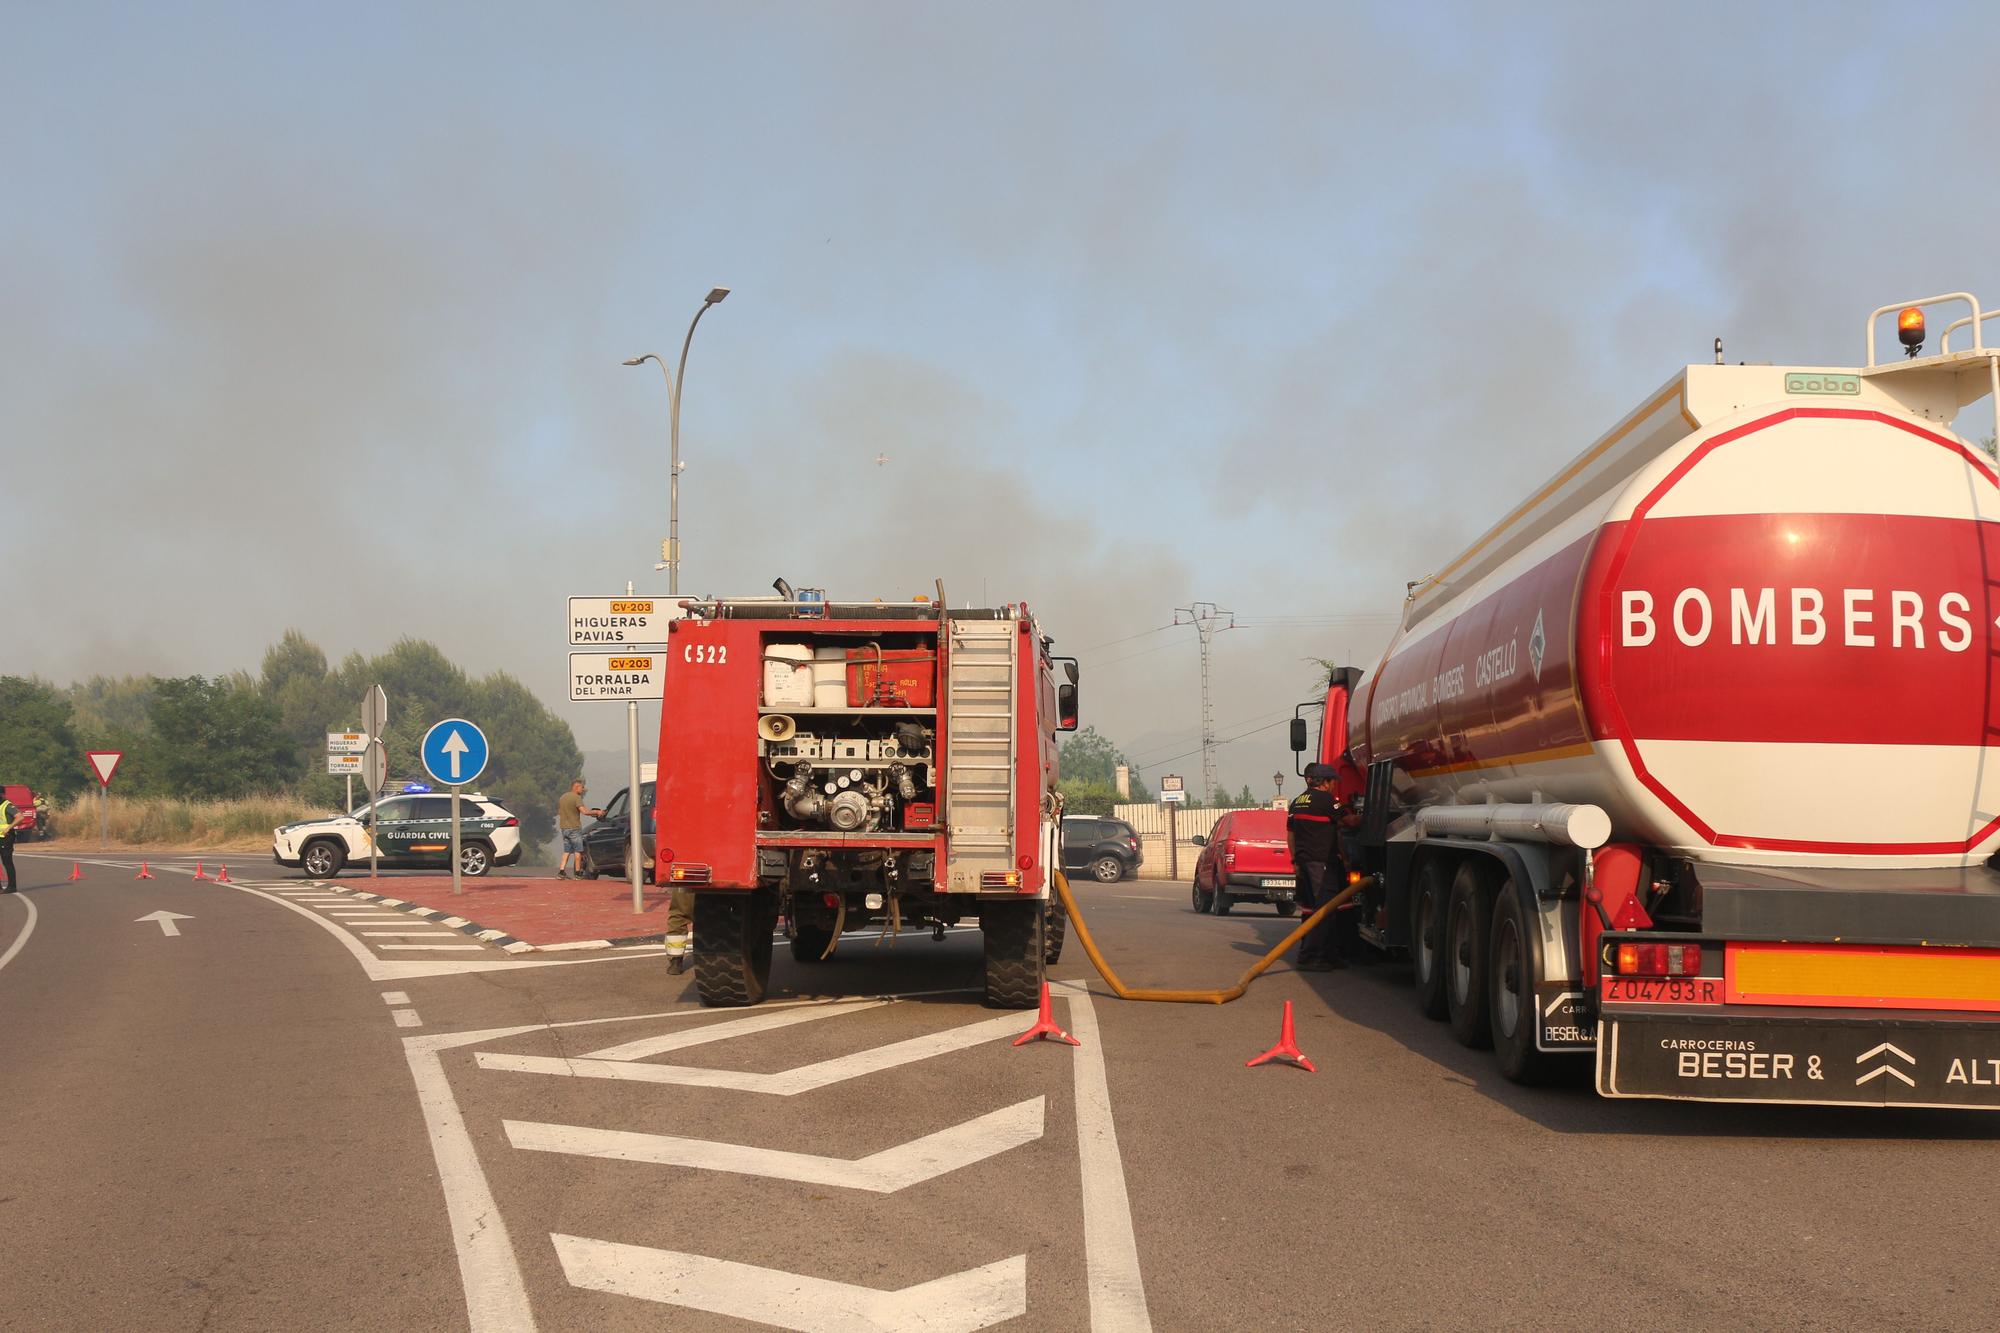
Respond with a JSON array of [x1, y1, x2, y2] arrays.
[[1190, 809, 1298, 917]]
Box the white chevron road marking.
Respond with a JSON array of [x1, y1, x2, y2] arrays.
[[552, 1235, 1027, 1333], [505, 1095, 1044, 1192]]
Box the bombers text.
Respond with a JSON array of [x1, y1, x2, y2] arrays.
[[1621, 587, 1975, 651]]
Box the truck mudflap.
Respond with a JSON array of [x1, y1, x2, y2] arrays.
[[1597, 1010, 2000, 1109]]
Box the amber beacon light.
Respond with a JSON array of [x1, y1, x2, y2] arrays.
[[1898, 306, 1926, 357]]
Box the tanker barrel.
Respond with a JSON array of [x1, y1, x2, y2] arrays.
[[1414, 803, 1612, 850]]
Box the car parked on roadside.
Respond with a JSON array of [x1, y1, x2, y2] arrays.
[[1061, 815, 1142, 883], [1190, 809, 1297, 916], [273, 791, 523, 878], [3, 785, 51, 840], [578, 780, 655, 880]]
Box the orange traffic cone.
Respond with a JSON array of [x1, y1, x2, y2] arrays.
[[134, 861, 155, 880], [192, 862, 207, 880], [1012, 981, 1081, 1047], [1246, 1000, 1315, 1072], [67, 862, 83, 881], [215, 866, 231, 883]]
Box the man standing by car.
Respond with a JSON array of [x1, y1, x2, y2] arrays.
[[1287, 763, 1350, 972], [555, 779, 602, 880]]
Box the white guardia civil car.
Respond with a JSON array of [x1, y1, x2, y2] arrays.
[[273, 789, 523, 878]]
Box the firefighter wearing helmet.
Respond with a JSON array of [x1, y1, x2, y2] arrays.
[[1287, 762, 1359, 971]]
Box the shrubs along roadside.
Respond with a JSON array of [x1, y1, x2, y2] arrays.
[[49, 792, 327, 852]]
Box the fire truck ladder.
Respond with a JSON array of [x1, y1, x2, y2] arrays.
[[943, 617, 1018, 891]]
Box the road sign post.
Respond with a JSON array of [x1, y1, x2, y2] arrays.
[[1160, 775, 1186, 879], [571, 587, 674, 914], [362, 688, 387, 880], [422, 719, 490, 897], [86, 750, 123, 850]]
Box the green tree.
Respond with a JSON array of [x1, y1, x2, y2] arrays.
[[66, 675, 157, 746], [0, 677, 87, 798], [1057, 727, 1152, 810], [140, 676, 298, 798]]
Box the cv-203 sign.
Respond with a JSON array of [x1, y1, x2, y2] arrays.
[[570, 652, 667, 702], [569, 596, 679, 646]]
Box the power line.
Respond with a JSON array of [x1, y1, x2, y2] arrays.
[[1073, 624, 1176, 655]]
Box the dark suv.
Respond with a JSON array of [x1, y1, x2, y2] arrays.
[[580, 781, 655, 880], [1061, 816, 1142, 883]]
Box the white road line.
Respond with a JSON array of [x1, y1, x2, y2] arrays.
[[1058, 982, 1153, 1332], [581, 999, 889, 1060], [393, 1009, 423, 1028], [379, 944, 485, 951], [507, 1096, 1044, 1193], [382, 991, 411, 1005], [477, 1012, 1026, 1095], [402, 1031, 540, 1333], [0, 893, 39, 975], [363, 931, 459, 937], [552, 1236, 1026, 1332]]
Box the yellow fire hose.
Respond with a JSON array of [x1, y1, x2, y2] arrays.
[[1051, 869, 1367, 1004]]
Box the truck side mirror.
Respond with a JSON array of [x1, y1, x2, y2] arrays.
[[1289, 718, 1308, 753], [1056, 682, 1079, 732]]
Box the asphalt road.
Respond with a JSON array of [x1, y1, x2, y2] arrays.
[[4, 851, 1997, 1330]]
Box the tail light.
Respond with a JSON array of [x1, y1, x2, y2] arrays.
[[669, 863, 712, 884], [981, 870, 1024, 888], [501, 817, 519, 827], [1614, 941, 1703, 976], [1126, 835, 1138, 850], [1223, 850, 1236, 867]]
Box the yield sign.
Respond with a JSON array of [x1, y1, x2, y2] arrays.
[[86, 750, 124, 787]]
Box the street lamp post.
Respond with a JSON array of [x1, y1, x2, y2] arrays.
[[622, 287, 729, 920], [624, 285, 730, 597]]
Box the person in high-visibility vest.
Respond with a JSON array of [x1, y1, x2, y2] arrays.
[[0, 791, 25, 893]]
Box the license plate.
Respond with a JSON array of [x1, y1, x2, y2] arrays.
[[1603, 976, 1723, 1005], [1263, 878, 1295, 889]]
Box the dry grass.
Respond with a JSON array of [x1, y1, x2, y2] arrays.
[[44, 792, 331, 851]]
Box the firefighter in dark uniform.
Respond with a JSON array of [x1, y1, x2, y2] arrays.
[[1287, 762, 1353, 972]]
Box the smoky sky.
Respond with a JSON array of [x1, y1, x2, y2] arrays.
[[6, 2, 1998, 795]]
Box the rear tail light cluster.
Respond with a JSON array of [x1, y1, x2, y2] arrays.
[[1223, 850, 1236, 867], [669, 863, 712, 885], [1615, 942, 1703, 976], [981, 870, 1024, 889], [501, 817, 519, 827]]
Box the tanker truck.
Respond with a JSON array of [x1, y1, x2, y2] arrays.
[[1297, 292, 2000, 1108]]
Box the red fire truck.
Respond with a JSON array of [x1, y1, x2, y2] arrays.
[[655, 589, 1079, 1008], [1299, 292, 2000, 1108]]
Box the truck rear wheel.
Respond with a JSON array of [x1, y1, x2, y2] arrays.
[[1410, 858, 1451, 1019], [980, 899, 1044, 1008], [694, 889, 776, 1007], [1489, 887, 1559, 1083], [1444, 862, 1494, 1048], [1211, 887, 1233, 916], [1044, 899, 1067, 966]]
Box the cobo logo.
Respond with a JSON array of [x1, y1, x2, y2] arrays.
[[1783, 372, 1860, 396]]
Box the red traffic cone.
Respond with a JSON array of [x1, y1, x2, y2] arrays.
[[1012, 981, 1081, 1047], [191, 862, 207, 880], [1246, 1000, 1315, 1071], [135, 861, 155, 880], [215, 866, 231, 883], [67, 862, 83, 881]]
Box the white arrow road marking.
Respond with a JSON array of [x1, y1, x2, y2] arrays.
[[1855, 1042, 1915, 1064], [441, 728, 469, 780], [1857, 1064, 1919, 1087], [506, 1096, 1044, 1192], [136, 910, 194, 937], [580, 998, 890, 1060], [552, 1235, 1027, 1333], [475, 1012, 1026, 1094], [0, 893, 38, 974]]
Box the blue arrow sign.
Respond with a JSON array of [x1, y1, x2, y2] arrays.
[[420, 718, 489, 788]]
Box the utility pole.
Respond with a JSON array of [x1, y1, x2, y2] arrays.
[[1173, 601, 1235, 806]]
